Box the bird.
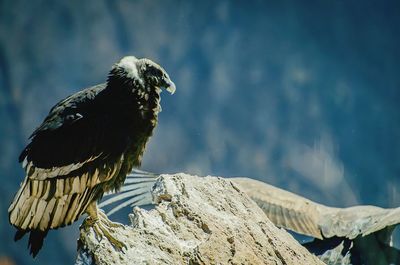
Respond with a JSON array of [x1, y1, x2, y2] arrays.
[[8, 55, 176, 257], [231, 177, 400, 265]]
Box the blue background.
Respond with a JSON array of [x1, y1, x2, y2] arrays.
[[0, 0, 399, 264]]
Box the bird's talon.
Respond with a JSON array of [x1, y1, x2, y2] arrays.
[[93, 220, 127, 251]]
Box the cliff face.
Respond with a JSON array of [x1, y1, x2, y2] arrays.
[[76, 174, 323, 265]]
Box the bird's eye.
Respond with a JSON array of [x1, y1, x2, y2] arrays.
[[146, 65, 163, 78]]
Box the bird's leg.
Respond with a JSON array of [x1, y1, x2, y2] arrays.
[[85, 202, 99, 226], [82, 202, 127, 251]]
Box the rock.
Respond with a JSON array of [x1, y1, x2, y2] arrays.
[[77, 173, 323, 265]]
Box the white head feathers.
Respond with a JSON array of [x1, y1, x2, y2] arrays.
[[112, 56, 176, 95], [114, 56, 141, 80]]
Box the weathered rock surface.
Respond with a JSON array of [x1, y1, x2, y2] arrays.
[[77, 174, 323, 265]]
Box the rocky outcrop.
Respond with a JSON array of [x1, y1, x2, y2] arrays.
[[76, 174, 323, 265]]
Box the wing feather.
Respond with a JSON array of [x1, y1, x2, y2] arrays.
[[20, 84, 109, 172], [9, 82, 143, 257], [99, 169, 159, 215], [230, 177, 325, 239], [39, 198, 56, 230], [33, 200, 47, 228], [231, 177, 400, 242]]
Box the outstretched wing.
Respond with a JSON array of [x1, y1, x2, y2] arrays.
[[99, 169, 159, 215], [231, 177, 326, 239], [231, 177, 400, 242]]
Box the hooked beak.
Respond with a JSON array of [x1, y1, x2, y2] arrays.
[[162, 74, 176, 95], [165, 80, 176, 95]]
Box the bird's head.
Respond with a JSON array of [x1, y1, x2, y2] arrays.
[[110, 56, 176, 95]]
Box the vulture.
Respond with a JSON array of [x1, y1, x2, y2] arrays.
[[8, 56, 175, 257]]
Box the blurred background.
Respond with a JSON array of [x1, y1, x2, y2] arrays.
[[0, 0, 399, 264]]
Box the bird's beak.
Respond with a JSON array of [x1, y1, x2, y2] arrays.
[[165, 80, 176, 95], [162, 74, 176, 95]]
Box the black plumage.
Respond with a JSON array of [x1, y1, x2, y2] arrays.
[[8, 56, 175, 257]]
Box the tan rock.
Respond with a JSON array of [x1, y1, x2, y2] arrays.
[[77, 174, 323, 265]]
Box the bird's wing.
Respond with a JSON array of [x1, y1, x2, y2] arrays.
[[19, 83, 125, 179], [231, 177, 400, 241], [99, 169, 159, 215], [230, 177, 328, 239], [318, 205, 400, 241], [9, 83, 128, 255]]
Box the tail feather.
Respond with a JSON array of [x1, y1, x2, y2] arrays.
[[13, 228, 48, 258], [28, 229, 48, 258], [14, 229, 27, 241]]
